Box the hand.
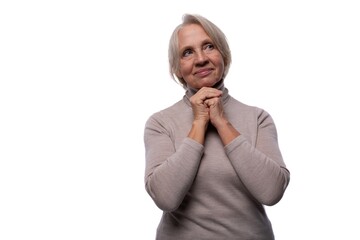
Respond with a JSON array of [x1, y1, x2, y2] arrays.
[[202, 88, 240, 145], [190, 87, 223, 124], [204, 95, 226, 127]]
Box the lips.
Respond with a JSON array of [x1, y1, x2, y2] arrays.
[[194, 68, 213, 77]]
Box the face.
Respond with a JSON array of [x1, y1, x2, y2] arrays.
[[177, 24, 225, 89]]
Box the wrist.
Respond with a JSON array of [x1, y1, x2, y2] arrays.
[[188, 120, 208, 144], [211, 117, 228, 129]]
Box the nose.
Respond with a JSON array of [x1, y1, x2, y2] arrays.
[[195, 51, 209, 65]]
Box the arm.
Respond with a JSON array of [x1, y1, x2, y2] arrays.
[[225, 110, 290, 206], [144, 116, 204, 212], [205, 92, 289, 205]]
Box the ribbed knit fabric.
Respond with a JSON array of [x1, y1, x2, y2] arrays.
[[144, 83, 290, 240]]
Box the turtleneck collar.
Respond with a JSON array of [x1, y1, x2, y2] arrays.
[[183, 79, 230, 106]]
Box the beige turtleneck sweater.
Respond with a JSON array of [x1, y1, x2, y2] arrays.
[[144, 83, 290, 240]]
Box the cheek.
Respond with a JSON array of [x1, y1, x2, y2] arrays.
[[179, 61, 192, 77], [216, 57, 225, 73]]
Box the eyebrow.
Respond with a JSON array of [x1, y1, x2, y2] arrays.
[[179, 38, 213, 53]]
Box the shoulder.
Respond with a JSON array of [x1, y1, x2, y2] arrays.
[[145, 98, 189, 127], [227, 96, 273, 122], [228, 96, 266, 114]]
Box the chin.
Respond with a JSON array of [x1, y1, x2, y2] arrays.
[[191, 77, 221, 89], [205, 79, 221, 87]]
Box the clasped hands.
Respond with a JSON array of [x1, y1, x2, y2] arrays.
[[189, 87, 226, 128]]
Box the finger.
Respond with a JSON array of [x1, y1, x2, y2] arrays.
[[197, 88, 222, 101], [205, 96, 221, 105]]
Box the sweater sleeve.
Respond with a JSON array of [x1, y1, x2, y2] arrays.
[[144, 114, 204, 212], [225, 109, 290, 206]]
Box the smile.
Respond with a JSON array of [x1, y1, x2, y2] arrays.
[[195, 68, 213, 77]]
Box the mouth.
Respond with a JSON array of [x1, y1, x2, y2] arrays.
[[194, 68, 213, 77]]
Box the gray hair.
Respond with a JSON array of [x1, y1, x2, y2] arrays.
[[168, 14, 232, 88]]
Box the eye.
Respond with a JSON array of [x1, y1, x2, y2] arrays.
[[204, 43, 215, 51], [182, 49, 193, 58]]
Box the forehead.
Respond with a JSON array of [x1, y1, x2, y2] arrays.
[[178, 24, 211, 47]]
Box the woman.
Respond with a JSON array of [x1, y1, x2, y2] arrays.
[[144, 13, 290, 240]]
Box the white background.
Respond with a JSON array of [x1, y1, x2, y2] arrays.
[[1, 0, 359, 239]]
